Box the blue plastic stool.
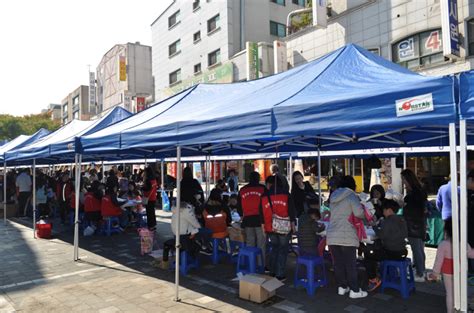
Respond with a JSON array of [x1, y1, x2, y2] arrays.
[[229, 241, 245, 264], [211, 238, 230, 264], [236, 246, 264, 275], [172, 250, 199, 275], [294, 255, 327, 296], [381, 258, 415, 299], [101, 216, 121, 236]]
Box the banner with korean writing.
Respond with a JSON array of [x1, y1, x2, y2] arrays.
[[119, 55, 127, 81]]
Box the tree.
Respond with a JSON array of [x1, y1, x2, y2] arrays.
[[0, 112, 60, 141], [290, 1, 313, 34]]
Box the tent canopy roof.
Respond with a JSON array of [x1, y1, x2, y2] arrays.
[[0, 129, 50, 163]]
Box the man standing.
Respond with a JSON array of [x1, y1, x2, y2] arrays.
[[15, 169, 32, 217], [270, 164, 289, 193]]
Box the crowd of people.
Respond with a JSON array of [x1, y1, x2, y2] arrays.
[[3, 161, 474, 312]]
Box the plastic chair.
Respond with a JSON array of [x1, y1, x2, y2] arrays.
[[236, 246, 264, 275], [101, 216, 121, 236], [211, 238, 230, 264], [229, 240, 245, 264], [380, 258, 415, 299], [171, 250, 199, 275], [294, 255, 327, 296]]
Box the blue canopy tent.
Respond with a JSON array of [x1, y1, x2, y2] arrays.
[[4, 107, 131, 256], [2, 128, 50, 224], [76, 44, 458, 301]]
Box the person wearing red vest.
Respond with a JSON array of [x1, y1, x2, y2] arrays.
[[84, 181, 103, 224], [260, 175, 296, 281], [203, 189, 231, 239], [101, 181, 128, 228], [238, 171, 266, 260], [142, 165, 158, 231]]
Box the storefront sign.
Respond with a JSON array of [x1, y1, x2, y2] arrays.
[[123, 91, 131, 111], [89, 72, 96, 106], [119, 55, 127, 81], [136, 97, 145, 112], [193, 162, 203, 184], [246, 41, 259, 80], [440, 0, 460, 58], [396, 93, 434, 117], [273, 40, 287, 74], [397, 37, 415, 61]]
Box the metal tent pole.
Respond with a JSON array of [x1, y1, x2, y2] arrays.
[[32, 159, 36, 239], [317, 148, 322, 207], [360, 159, 364, 192], [449, 123, 461, 310], [213, 159, 217, 186], [352, 158, 355, 177], [460, 119, 468, 311], [289, 155, 293, 192], [174, 146, 182, 302], [161, 160, 165, 191], [73, 154, 82, 261], [403, 152, 407, 196], [101, 160, 104, 183], [3, 160, 7, 225]]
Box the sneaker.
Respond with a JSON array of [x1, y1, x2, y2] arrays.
[[349, 289, 368, 299], [414, 275, 425, 283], [199, 248, 212, 256], [338, 287, 350, 296], [368, 278, 381, 292]]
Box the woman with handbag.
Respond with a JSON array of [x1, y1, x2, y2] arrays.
[[326, 175, 368, 299], [401, 169, 428, 282], [291, 170, 317, 218], [142, 166, 158, 231], [260, 175, 296, 281]]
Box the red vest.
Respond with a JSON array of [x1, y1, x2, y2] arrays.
[[101, 195, 122, 217], [240, 186, 265, 217], [203, 210, 228, 238], [144, 179, 158, 201], [84, 193, 101, 213], [261, 194, 289, 233]]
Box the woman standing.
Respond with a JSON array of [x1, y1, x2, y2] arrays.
[[369, 184, 386, 219], [143, 166, 158, 231], [326, 175, 367, 299], [401, 169, 427, 282], [181, 167, 205, 217], [291, 171, 317, 218]]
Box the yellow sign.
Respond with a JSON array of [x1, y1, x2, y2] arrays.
[[119, 56, 126, 81]]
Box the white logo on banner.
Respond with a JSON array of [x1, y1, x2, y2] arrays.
[[396, 93, 434, 117]]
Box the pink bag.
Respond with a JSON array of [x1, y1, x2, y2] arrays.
[[348, 214, 367, 241], [138, 228, 154, 255]]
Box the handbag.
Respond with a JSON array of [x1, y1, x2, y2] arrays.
[[267, 195, 291, 235]]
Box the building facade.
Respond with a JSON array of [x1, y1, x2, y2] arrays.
[[41, 103, 62, 122], [285, 0, 474, 76], [151, 0, 305, 100], [96, 42, 153, 115], [61, 86, 92, 125]]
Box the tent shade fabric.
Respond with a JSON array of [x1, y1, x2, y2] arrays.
[[79, 44, 456, 159], [6, 107, 131, 164], [460, 71, 474, 120], [0, 129, 50, 163]]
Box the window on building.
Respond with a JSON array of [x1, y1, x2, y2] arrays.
[[270, 21, 286, 37], [392, 29, 445, 70], [271, 0, 285, 6], [63, 103, 68, 115], [193, 31, 201, 43], [169, 39, 181, 56], [292, 0, 305, 5], [73, 111, 79, 120], [168, 10, 180, 28], [194, 63, 202, 74], [72, 96, 79, 105], [169, 69, 181, 85], [208, 49, 220, 67], [468, 19, 474, 55], [63, 118, 68, 124], [207, 14, 220, 33], [193, 0, 200, 11]]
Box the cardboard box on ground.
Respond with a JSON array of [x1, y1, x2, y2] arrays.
[[239, 274, 284, 303]]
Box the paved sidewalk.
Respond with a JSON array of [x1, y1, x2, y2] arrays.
[[0, 213, 452, 313]]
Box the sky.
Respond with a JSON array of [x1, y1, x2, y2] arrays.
[[0, 0, 173, 116]]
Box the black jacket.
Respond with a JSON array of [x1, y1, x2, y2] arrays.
[[403, 189, 427, 238], [291, 181, 316, 217]]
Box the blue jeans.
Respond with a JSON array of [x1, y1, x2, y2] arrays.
[[408, 237, 426, 276], [268, 233, 290, 278]]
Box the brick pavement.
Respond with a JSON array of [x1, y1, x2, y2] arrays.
[[0, 212, 453, 313]]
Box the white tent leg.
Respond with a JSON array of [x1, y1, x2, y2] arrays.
[[161, 160, 165, 191], [460, 119, 468, 312], [174, 146, 182, 302], [32, 159, 36, 239], [352, 158, 355, 177], [3, 160, 7, 225], [317, 148, 322, 206], [449, 123, 461, 311], [289, 155, 293, 192], [403, 152, 407, 196], [101, 160, 104, 183], [74, 154, 82, 261], [205, 155, 210, 198], [360, 159, 364, 191], [213, 160, 217, 185]]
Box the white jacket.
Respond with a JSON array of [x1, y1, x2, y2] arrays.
[[171, 203, 201, 236]]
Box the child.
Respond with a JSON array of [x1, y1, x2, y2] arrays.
[[427, 218, 474, 313], [297, 196, 325, 256], [364, 199, 408, 292]]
